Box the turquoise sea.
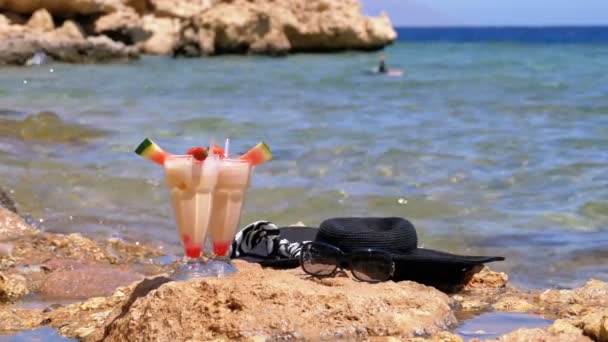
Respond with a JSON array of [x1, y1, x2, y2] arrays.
[[1, 37, 607, 288]]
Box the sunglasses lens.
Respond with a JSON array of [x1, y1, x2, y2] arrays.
[[350, 251, 393, 282], [300, 243, 340, 276]]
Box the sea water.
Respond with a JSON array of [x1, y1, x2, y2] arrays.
[[0, 28, 607, 288]]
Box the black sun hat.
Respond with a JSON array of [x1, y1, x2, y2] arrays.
[[231, 217, 504, 290]]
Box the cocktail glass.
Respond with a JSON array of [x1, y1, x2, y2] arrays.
[[207, 158, 253, 276], [164, 154, 218, 280]]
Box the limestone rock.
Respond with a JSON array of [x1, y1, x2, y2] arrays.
[[0, 13, 11, 29], [0, 208, 37, 242], [40, 263, 143, 299], [150, 0, 213, 19], [55, 20, 84, 40], [2, 11, 26, 25], [1, 0, 396, 60], [0, 0, 123, 16], [0, 29, 138, 65], [539, 279, 608, 318], [193, 0, 396, 55], [0, 308, 44, 331], [483, 322, 592, 342], [26, 8, 54, 31], [492, 296, 535, 312], [466, 266, 509, 289], [102, 261, 455, 341], [0, 272, 28, 302], [94, 7, 148, 45], [549, 319, 586, 336], [140, 14, 182, 55], [573, 310, 608, 342]]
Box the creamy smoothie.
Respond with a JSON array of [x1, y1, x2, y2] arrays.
[[164, 155, 218, 258], [208, 159, 252, 256]]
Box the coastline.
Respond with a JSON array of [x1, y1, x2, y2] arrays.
[[0, 0, 397, 65], [1, 207, 607, 341]]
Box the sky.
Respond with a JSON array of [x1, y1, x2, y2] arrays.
[[362, 0, 608, 27]]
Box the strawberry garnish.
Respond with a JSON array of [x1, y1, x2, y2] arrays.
[[210, 145, 226, 159], [186, 147, 208, 161]]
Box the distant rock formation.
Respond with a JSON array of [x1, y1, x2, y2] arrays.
[[0, 0, 397, 64], [0, 9, 137, 65]]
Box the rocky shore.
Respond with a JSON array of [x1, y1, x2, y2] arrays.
[[0, 0, 397, 65], [1, 206, 607, 341]]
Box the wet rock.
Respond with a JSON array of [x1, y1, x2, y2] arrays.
[[40, 263, 143, 299], [406, 332, 463, 341], [9, 233, 161, 269], [0, 272, 28, 302], [453, 267, 530, 315], [102, 261, 455, 341], [0, 188, 18, 215], [46, 277, 171, 341], [0, 111, 107, 143], [480, 321, 592, 342], [0, 208, 36, 242], [0, 307, 44, 331]]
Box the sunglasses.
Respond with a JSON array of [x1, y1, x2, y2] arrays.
[[299, 241, 396, 283]]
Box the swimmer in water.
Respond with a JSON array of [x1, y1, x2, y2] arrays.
[[378, 55, 387, 73]]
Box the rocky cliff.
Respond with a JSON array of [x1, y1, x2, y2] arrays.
[[0, 0, 397, 64]]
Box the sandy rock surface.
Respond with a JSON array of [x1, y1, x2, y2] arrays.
[[103, 262, 456, 341]]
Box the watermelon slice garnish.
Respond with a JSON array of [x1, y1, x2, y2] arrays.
[[135, 138, 171, 165], [239, 141, 272, 166], [186, 147, 208, 161]]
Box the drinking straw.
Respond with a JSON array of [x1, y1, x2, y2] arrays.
[[208, 137, 215, 158]]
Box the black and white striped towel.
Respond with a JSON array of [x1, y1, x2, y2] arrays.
[[231, 221, 310, 260]]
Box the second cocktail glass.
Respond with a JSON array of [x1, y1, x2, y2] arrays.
[[207, 158, 253, 276], [164, 154, 218, 280]]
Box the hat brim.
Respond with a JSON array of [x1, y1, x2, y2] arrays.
[[393, 247, 505, 265]]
